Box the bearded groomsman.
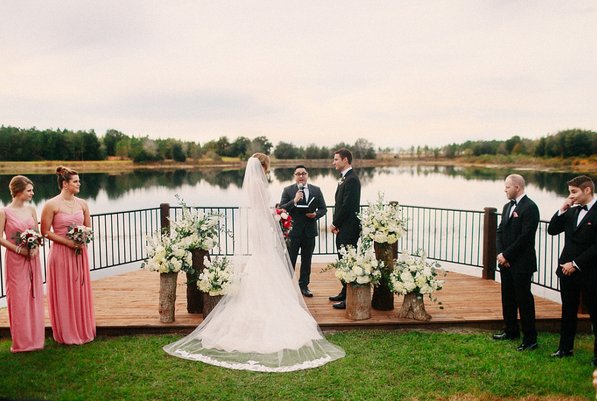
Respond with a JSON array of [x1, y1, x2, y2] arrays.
[[279, 165, 327, 297], [548, 175, 597, 366], [493, 174, 539, 352], [328, 148, 361, 310]]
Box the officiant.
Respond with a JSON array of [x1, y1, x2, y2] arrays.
[[280, 165, 327, 297]]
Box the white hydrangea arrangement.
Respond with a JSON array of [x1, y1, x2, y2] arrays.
[[197, 256, 233, 296], [389, 250, 444, 297], [170, 196, 222, 252], [329, 242, 383, 285], [359, 192, 406, 244], [141, 233, 193, 273]]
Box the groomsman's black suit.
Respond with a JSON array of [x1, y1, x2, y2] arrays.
[[280, 183, 327, 290], [548, 200, 597, 357], [496, 195, 539, 345], [333, 168, 361, 298]]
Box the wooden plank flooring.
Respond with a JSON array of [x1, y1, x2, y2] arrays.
[[0, 264, 581, 336]]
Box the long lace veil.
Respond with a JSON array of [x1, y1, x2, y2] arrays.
[[163, 157, 345, 372]]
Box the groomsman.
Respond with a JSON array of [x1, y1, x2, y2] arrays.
[[279, 165, 327, 297], [328, 148, 361, 310], [493, 174, 539, 351], [548, 175, 597, 365]]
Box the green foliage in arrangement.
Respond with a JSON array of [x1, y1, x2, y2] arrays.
[[0, 330, 595, 400]]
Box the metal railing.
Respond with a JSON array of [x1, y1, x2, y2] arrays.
[[0, 204, 563, 299]]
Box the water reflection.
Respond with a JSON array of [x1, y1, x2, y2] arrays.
[[0, 165, 583, 216]]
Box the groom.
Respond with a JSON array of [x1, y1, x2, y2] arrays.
[[279, 165, 328, 297], [329, 148, 361, 310]]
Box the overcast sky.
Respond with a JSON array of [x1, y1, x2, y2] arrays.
[[1, 1, 596, 150]]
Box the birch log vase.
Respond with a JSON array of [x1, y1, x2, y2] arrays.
[[202, 294, 223, 318], [187, 249, 209, 313], [159, 272, 178, 323], [371, 241, 396, 311], [346, 283, 371, 320]]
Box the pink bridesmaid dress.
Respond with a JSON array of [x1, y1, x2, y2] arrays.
[[47, 210, 96, 344], [2, 208, 45, 352]]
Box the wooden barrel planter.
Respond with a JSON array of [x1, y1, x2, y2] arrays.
[[202, 294, 223, 318], [346, 283, 371, 320], [187, 249, 209, 314], [371, 241, 397, 311]]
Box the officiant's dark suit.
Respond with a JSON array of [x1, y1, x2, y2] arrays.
[[494, 174, 539, 350], [329, 149, 361, 308], [279, 166, 327, 296], [547, 175, 597, 363]]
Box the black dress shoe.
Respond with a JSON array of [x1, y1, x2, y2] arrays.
[[329, 293, 345, 302], [300, 288, 313, 297], [332, 301, 346, 309], [492, 332, 520, 340], [551, 349, 574, 358], [517, 342, 538, 351]]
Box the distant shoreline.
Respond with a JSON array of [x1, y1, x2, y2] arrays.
[[0, 156, 595, 175]]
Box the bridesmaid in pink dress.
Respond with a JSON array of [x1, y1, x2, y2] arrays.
[[0, 175, 45, 352], [41, 166, 96, 345]]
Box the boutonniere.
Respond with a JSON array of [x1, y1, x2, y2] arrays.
[[512, 212, 519, 218], [338, 176, 346, 185]]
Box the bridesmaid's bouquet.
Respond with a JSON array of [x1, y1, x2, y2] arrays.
[[14, 229, 44, 256], [67, 225, 94, 255]]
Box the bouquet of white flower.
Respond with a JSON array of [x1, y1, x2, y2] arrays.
[[197, 256, 233, 296], [328, 242, 383, 285], [389, 250, 444, 297], [170, 196, 223, 252], [141, 233, 193, 273], [359, 192, 406, 245], [15, 229, 44, 252]]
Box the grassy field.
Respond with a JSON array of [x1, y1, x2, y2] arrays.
[[0, 330, 595, 400]]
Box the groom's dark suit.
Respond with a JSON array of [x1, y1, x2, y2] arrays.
[[280, 183, 327, 290], [548, 200, 597, 356], [496, 194, 539, 345], [333, 168, 361, 297]]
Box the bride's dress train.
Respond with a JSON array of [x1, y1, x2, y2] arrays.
[[163, 158, 345, 372]]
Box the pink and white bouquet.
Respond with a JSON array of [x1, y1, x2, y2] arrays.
[[67, 225, 94, 255]]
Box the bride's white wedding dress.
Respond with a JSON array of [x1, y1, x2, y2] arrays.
[[163, 157, 345, 372]]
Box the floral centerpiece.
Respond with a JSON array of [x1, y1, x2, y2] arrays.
[[358, 191, 406, 310], [67, 225, 94, 255], [141, 233, 192, 273], [197, 256, 233, 296], [389, 250, 445, 321], [274, 208, 292, 241], [358, 192, 405, 245], [329, 243, 383, 286]]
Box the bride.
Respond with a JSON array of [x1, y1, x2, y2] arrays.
[[163, 153, 345, 372]]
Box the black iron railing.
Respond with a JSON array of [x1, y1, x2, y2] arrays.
[[0, 204, 563, 299]]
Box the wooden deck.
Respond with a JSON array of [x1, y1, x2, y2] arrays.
[[0, 264, 585, 337]]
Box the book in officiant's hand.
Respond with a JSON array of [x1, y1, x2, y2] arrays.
[[296, 197, 317, 213]]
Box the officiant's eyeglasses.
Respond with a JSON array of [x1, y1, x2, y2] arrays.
[[294, 172, 308, 176]]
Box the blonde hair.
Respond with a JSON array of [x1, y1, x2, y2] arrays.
[[251, 153, 270, 172], [56, 166, 78, 190], [9, 175, 33, 197]]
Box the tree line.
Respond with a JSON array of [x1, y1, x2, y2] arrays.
[[0, 125, 595, 162], [0, 126, 378, 162]]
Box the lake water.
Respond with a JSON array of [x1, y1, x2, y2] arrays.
[[0, 164, 580, 220]]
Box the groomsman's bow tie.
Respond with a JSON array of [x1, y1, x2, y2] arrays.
[[510, 200, 517, 206], [580, 205, 588, 211]]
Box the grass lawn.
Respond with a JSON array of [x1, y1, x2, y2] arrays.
[[0, 330, 595, 401]]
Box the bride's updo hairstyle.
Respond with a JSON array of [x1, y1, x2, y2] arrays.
[[9, 175, 33, 198], [251, 153, 270, 173], [56, 166, 78, 190]]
